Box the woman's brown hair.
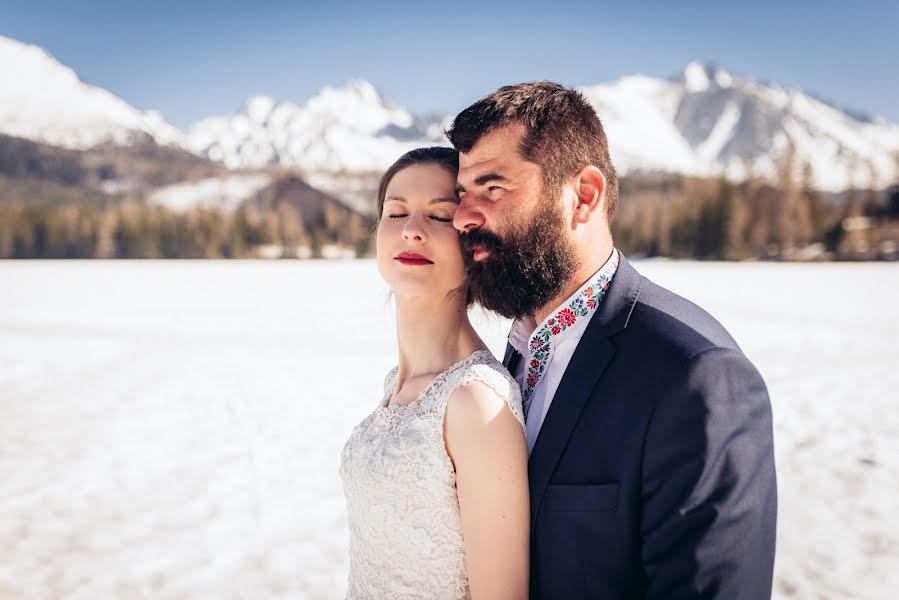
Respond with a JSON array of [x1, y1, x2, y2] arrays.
[[376, 147, 459, 218]]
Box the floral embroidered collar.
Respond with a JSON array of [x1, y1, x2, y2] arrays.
[[511, 249, 620, 415]]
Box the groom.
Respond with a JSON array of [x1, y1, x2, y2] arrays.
[[448, 82, 777, 599]]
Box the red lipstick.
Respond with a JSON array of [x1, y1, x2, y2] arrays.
[[395, 252, 434, 266]]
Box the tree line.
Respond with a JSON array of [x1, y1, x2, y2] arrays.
[[2, 156, 897, 260], [612, 155, 899, 260], [0, 200, 373, 259]]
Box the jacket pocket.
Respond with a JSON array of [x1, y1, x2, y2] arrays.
[[543, 483, 619, 512]]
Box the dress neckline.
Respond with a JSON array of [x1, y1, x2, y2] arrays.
[[380, 349, 494, 411]]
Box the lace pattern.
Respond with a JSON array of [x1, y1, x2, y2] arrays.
[[339, 350, 524, 599]]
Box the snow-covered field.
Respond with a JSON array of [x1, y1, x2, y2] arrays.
[[0, 260, 896, 600]]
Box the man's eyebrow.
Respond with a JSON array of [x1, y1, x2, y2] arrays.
[[429, 197, 459, 205], [456, 173, 508, 195], [474, 172, 508, 186], [384, 196, 407, 203]]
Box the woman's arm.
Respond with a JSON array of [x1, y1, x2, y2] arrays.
[[445, 380, 530, 600]]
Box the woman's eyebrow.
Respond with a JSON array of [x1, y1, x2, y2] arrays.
[[429, 197, 460, 205], [386, 196, 458, 205]]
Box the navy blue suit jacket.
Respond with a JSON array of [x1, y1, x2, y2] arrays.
[[505, 254, 777, 599]]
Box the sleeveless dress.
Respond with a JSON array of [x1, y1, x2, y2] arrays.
[[339, 350, 526, 600]]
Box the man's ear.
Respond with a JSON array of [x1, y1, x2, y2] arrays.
[[573, 165, 606, 225]]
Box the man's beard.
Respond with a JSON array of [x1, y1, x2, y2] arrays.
[[460, 197, 578, 320]]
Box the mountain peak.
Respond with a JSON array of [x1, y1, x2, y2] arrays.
[[245, 95, 276, 123], [317, 79, 386, 107], [0, 34, 46, 57], [0, 34, 36, 57], [0, 34, 184, 149], [681, 61, 734, 92], [0, 34, 80, 88]]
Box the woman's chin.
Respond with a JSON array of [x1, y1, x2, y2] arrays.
[[389, 279, 465, 305]]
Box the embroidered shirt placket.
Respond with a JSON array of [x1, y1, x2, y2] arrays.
[[521, 251, 620, 419]]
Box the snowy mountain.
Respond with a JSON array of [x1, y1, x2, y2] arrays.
[[581, 62, 899, 191], [189, 64, 898, 192], [186, 81, 447, 172], [2, 31, 896, 193], [0, 35, 184, 149]]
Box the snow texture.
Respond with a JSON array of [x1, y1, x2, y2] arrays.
[[0, 260, 896, 599], [147, 174, 273, 213]]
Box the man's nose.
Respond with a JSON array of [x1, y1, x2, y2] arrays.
[[453, 198, 485, 233]]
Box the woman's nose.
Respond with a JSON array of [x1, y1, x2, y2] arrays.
[[402, 214, 427, 242]]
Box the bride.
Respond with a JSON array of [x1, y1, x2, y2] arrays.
[[339, 147, 530, 599]]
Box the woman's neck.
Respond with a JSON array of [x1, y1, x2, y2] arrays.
[[393, 293, 484, 381]]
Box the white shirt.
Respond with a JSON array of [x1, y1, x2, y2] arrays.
[[508, 249, 620, 455]]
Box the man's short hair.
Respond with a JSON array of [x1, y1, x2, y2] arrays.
[[446, 81, 619, 221]]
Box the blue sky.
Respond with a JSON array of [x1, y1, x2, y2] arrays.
[[2, 0, 897, 129]]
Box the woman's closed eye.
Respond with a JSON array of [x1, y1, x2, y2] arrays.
[[388, 214, 453, 223]]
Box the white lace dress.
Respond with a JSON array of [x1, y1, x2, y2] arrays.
[[339, 350, 525, 600]]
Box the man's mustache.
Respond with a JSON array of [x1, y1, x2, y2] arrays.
[[459, 228, 504, 253]]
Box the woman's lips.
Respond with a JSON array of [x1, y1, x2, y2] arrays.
[[395, 252, 434, 266]]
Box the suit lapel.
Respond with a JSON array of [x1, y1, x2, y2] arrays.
[[527, 253, 643, 526], [503, 342, 521, 374]]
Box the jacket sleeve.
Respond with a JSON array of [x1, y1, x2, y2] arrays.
[[640, 346, 777, 599]]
